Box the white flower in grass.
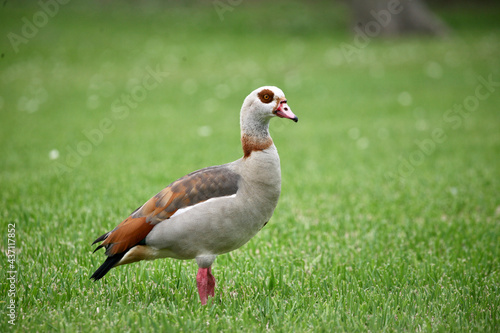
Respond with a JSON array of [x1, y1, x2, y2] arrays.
[[49, 149, 60, 160]]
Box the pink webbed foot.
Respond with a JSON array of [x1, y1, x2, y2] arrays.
[[196, 267, 216, 305]]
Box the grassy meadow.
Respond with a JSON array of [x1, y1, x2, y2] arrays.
[[1, 1, 499, 331]]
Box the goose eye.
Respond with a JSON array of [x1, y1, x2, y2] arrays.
[[258, 89, 274, 104]]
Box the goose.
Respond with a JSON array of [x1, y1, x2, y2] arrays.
[[91, 86, 298, 304]]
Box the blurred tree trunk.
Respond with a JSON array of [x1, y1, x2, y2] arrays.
[[348, 0, 450, 37]]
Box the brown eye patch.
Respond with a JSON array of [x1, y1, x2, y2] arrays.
[[257, 89, 274, 104]]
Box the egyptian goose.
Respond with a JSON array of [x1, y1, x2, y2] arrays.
[[91, 86, 298, 304]]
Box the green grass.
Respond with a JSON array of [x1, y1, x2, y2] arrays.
[[1, 1, 500, 331]]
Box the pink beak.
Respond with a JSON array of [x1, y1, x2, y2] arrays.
[[275, 100, 298, 122]]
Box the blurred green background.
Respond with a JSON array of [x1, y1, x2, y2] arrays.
[[1, 1, 499, 332]]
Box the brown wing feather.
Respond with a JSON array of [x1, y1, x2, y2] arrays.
[[94, 165, 240, 256]]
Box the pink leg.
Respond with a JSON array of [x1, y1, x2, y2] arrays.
[[196, 266, 216, 305]]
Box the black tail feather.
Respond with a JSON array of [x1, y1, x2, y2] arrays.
[[92, 244, 105, 253], [90, 252, 126, 281], [92, 232, 110, 245]]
